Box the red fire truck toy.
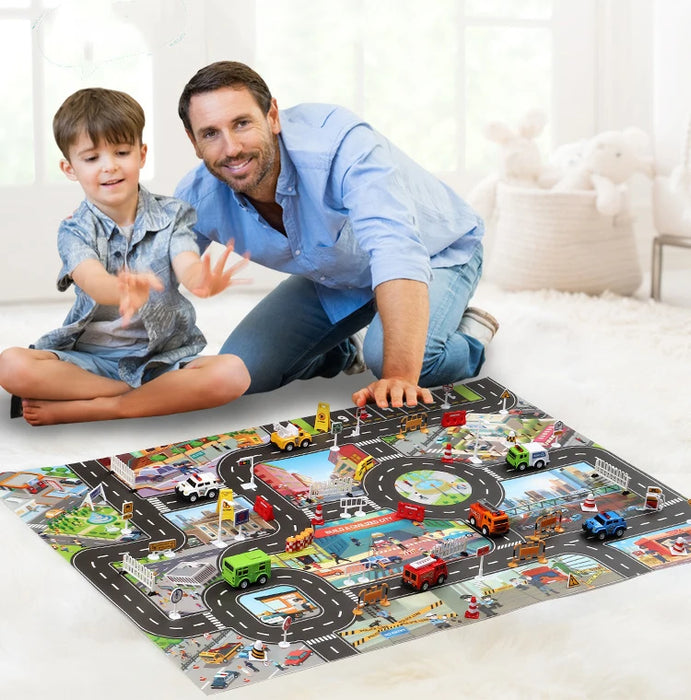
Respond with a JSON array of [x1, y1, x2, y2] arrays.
[[467, 500, 510, 536], [401, 554, 448, 591]]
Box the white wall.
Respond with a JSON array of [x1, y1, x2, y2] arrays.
[[653, 0, 691, 173]]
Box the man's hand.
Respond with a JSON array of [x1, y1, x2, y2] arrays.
[[187, 241, 251, 298], [117, 270, 164, 325], [351, 279, 432, 408], [352, 377, 434, 409]]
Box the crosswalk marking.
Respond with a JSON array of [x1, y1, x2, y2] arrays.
[[148, 497, 170, 514], [375, 453, 399, 462], [341, 589, 360, 603], [203, 611, 225, 631]]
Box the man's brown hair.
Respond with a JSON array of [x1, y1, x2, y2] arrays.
[[53, 88, 145, 159], [178, 61, 272, 134]]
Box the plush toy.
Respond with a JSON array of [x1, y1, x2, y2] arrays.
[[538, 138, 587, 188], [467, 109, 547, 221], [551, 127, 653, 215]]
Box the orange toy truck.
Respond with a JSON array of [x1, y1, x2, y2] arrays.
[[467, 500, 510, 536]]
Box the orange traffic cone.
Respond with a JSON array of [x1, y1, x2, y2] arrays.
[[581, 492, 598, 512], [669, 537, 687, 556], [465, 595, 480, 619], [442, 443, 454, 464], [311, 503, 324, 526]]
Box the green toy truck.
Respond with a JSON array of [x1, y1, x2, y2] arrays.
[[505, 442, 550, 471], [221, 549, 271, 589]]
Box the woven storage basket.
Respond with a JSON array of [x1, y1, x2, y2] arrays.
[[486, 182, 642, 295]]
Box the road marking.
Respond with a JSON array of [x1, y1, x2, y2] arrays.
[[148, 497, 170, 514], [203, 611, 225, 631]]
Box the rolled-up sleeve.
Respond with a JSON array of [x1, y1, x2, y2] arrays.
[[168, 202, 201, 260], [174, 170, 217, 255], [332, 125, 432, 289]]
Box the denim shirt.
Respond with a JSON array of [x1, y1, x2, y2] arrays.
[[175, 103, 484, 324], [35, 186, 206, 386]]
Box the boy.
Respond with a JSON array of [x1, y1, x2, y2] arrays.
[[0, 88, 251, 425]]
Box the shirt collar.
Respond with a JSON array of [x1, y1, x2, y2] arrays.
[[83, 185, 174, 239]]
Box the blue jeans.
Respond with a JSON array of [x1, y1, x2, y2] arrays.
[[221, 244, 484, 394]]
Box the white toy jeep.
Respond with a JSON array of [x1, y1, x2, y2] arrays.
[[175, 472, 222, 502]]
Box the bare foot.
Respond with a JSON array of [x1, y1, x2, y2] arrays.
[[22, 396, 116, 426]]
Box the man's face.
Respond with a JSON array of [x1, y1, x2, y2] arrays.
[[186, 86, 281, 201]]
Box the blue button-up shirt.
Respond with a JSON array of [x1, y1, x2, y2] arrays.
[[35, 186, 206, 386], [175, 103, 483, 323]]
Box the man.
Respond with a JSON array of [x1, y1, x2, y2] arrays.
[[175, 61, 498, 409]]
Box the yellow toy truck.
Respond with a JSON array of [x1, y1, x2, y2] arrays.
[[270, 422, 313, 451]]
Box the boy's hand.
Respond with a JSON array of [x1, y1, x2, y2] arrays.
[[189, 240, 251, 298], [117, 270, 164, 326]]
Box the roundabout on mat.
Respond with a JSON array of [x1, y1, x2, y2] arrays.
[[394, 469, 472, 505]]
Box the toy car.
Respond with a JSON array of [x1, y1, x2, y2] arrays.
[[175, 471, 222, 502], [505, 442, 550, 470], [270, 423, 313, 451], [221, 549, 271, 589], [467, 500, 510, 536], [582, 510, 627, 540], [210, 669, 240, 689], [401, 554, 448, 591], [285, 648, 312, 666]]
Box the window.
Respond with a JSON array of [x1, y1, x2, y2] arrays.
[[0, 0, 201, 302], [254, 0, 585, 190], [0, 0, 159, 186], [0, 2, 34, 185]]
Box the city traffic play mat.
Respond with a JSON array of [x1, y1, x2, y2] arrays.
[[2, 377, 690, 695]]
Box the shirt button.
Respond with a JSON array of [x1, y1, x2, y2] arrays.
[[320, 275, 326, 281], [294, 249, 301, 256]]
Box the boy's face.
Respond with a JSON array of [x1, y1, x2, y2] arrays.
[[60, 132, 147, 225]]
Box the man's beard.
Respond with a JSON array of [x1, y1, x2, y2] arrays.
[[210, 141, 277, 198]]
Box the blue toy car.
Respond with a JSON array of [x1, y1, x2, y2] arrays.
[[582, 510, 627, 540]]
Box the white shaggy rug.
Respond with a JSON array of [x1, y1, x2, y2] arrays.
[[1, 276, 690, 700]]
